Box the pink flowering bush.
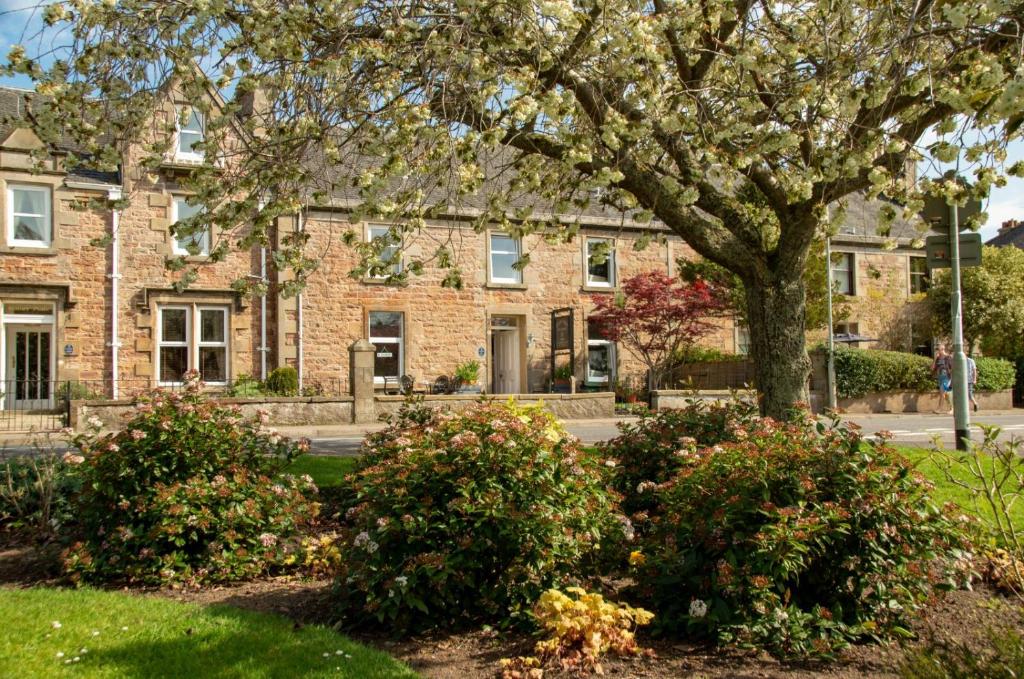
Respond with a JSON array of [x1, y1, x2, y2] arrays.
[[62, 372, 318, 585], [629, 416, 972, 658], [600, 399, 760, 521], [334, 400, 622, 632]]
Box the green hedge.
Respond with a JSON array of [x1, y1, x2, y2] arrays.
[[974, 356, 1017, 392], [832, 348, 1015, 398]]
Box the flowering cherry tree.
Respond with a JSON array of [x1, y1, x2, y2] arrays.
[[588, 272, 729, 389], [8, 1, 1024, 416]]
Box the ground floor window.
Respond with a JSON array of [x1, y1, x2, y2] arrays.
[[158, 305, 229, 384], [369, 311, 403, 385], [586, 319, 615, 385]]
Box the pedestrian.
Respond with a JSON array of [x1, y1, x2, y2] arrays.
[[966, 355, 979, 412], [931, 344, 953, 414]]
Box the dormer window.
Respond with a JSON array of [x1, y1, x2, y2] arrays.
[[176, 108, 205, 161]]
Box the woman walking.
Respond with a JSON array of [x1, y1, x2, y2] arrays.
[[931, 344, 953, 414]]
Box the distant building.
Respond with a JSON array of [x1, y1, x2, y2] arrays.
[[987, 219, 1024, 249]]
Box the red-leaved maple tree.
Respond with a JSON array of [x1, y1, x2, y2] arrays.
[[589, 271, 730, 389]]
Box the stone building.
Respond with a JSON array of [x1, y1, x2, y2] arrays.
[[0, 84, 929, 414]]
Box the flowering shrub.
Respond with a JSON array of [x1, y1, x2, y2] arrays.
[[62, 373, 318, 585], [334, 400, 622, 631], [499, 587, 653, 676], [632, 418, 972, 658], [600, 399, 759, 519]]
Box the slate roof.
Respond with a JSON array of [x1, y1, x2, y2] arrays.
[[986, 221, 1024, 249], [0, 86, 121, 187]]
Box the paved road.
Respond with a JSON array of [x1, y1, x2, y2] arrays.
[[3, 411, 1022, 458]]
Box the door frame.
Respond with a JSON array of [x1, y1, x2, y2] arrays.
[[488, 314, 525, 394], [3, 321, 56, 411]]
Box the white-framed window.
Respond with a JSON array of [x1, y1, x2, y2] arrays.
[[157, 305, 229, 384], [175, 107, 205, 161], [367, 224, 402, 277], [6, 184, 52, 248], [909, 256, 929, 294], [489, 233, 522, 284], [369, 311, 404, 385], [171, 196, 210, 256], [197, 307, 228, 383], [586, 237, 616, 288], [735, 324, 751, 355], [586, 319, 615, 385], [832, 252, 855, 295]]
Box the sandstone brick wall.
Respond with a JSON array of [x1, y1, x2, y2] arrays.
[[284, 213, 739, 394]]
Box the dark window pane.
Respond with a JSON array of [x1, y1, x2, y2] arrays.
[[588, 345, 610, 380], [200, 309, 226, 342], [162, 309, 187, 343], [200, 347, 226, 382], [160, 346, 189, 382], [369, 311, 402, 338], [372, 341, 400, 380], [587, 240, 613, 284]]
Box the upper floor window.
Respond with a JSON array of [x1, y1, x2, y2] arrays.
[[6, 184, 51, 248], [171, 197, 210, 256], [586, 238, 616, 288], [832, 252, 855, 295], [157, 305, 229, 384], [489, 233, 522, 284], [176, 108, 205, 161], [909, 256, 929, 294], [368, 224, 402, 277]]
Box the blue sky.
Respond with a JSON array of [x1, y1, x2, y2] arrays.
[[1, 0, 1021, 239]]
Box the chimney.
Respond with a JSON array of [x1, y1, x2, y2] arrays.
[[904, 157, 917, 186], [1000, 219, 1021, 235], [237, 88, 269, 137]]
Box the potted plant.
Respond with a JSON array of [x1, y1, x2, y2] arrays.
[[552, 363, 574, 393], [454, 360, 482, 393]]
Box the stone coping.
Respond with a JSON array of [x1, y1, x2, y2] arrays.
[[73, 395, 355, 407], [374, 392, 613, 402]]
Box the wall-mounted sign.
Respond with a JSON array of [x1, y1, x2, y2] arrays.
[[477, 346, 485, 358], [552, 313, 572, 351], [376, 351, 393, 358], [64, 344, 74, 356]]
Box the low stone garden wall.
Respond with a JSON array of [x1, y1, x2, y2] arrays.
[[72, 396, 355, 432], [828, 389, 1013, 414], [650, 389, 757, 411], [374, 391, 615, 420], [70, 392, 615, 432]]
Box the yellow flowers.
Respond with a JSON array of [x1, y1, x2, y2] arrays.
[[501, 587, 653, 675], [628, 550, 646, 567]]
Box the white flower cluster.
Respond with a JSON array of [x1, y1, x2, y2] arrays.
[[688, 599, 708, 619]]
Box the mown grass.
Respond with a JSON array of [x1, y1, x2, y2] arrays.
[[284, 455, 357, 488], [898, 445, 1024, 530], [0, 587, 416, 679]]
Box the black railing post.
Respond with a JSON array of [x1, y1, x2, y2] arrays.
[[64, 380, 72, 428]]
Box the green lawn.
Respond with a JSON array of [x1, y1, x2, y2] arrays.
[[898, 445, 1024, 530], [284, 455, 357, 488], [0, 587, 416, 679]]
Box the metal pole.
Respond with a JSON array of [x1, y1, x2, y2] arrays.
[[824, 232, 837, 411], [948, 200, 970, 450]]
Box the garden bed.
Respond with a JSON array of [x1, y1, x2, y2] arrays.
[[1, 549, 1020, 679]]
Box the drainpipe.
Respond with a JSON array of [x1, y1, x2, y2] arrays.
[[260, 244, 268, 381], [296, 210, 304, 392], [107, 188, 122, 399]]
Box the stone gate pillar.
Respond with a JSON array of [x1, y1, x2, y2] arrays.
[[349, 339, 376, 424]]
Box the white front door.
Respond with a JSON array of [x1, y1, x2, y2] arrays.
[[491, 326, 521, 394], [4, 325, 54, 410]]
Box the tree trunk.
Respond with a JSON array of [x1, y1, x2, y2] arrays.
[[744, 268, 811, 419]]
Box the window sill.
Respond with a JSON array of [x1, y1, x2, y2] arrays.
[[486, 282, 527, 290], [582, 285, 616, 293], [361, 277, 406, 287], [1, 245, 58, 256]]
